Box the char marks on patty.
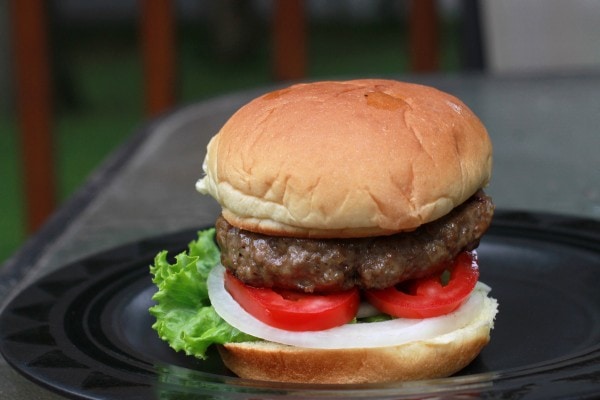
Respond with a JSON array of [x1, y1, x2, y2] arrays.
[[216, 191, 494, 293]]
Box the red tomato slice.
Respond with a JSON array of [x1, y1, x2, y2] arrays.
[[224, 271, 360, 331], [364, 251, 480, 319]]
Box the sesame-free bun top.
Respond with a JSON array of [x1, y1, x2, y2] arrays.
[[197, 79, 492, 238]]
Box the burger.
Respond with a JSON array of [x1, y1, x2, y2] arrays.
[[150, 79, 498, 384]]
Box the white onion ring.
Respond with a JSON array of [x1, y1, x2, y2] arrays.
[[208, 264, 490, 349]]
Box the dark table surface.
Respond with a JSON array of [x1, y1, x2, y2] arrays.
[[1, 73, 599, 399]]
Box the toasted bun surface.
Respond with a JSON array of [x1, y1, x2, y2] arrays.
[[218, 293, 497, 384], [197, 79, 492, 238]]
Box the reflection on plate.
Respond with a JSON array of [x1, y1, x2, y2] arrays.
[[1, 211, 599, 399]]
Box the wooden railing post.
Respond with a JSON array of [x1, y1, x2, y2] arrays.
[[10, 0, 56, 232], [139, 0, 177, 116], [273, 0, 307, 81], [409, 0, 439, 72]]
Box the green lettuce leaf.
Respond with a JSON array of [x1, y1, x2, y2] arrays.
[[149, 228, 257, 359]]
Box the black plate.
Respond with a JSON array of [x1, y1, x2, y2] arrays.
[[1, 211, 599, 399]]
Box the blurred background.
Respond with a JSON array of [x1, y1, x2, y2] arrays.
[[1, 0, 600, 264]]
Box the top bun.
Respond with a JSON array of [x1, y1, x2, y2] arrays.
[[197, 79, 492, 238]]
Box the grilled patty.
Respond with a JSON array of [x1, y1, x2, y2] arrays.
[[216, 191, 494, 293]]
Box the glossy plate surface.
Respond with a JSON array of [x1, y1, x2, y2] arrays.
[[1, 211, 599, 399]]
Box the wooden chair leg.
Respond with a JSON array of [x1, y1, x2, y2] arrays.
[[10, 0, 56, 232]]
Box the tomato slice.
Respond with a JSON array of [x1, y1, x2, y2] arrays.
[[364, 251, 480, 319], [224, 271, 360, 331]]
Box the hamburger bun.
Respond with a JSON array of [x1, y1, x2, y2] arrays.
[[197, 79, 492, 238], [218, 291, 498, 384]]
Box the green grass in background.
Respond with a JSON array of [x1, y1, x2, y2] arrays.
[[0, 18, 460, 264], [0, 120, 24, 260]]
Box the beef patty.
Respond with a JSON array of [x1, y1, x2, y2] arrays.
[[216, 191, 494, 293]]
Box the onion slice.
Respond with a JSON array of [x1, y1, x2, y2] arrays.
[[208, 264, 491, 349]]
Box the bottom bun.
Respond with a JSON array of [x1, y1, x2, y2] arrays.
[[218, 295, 498, 384]]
